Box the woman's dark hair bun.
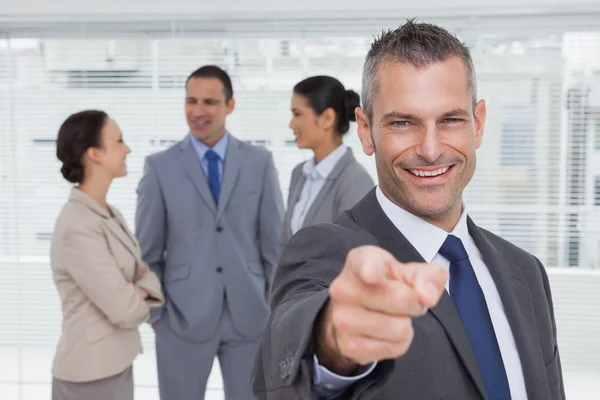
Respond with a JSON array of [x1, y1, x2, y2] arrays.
[[293, 75, 360, 135], [56, 110, 108, 184], [60, 162, 84, 184], [345, 89, 360, 123]]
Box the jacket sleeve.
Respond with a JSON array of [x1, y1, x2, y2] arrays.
[[258, 151, 285, 289], [251, 223, 393, 399], [538, 257, 566, 400], [335, 163, 374, 218], [62, 222, 150, 330], [134, 260, 165, 308], [135, 155, 167, 322]]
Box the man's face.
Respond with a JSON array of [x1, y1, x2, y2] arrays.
[[185, 77, 234, 147], [356, 57, 486, 227]]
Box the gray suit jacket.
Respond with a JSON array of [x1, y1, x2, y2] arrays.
[[278, 148, 374, 257], [252, 189, 565, 400], [135, 134, 284, 342]]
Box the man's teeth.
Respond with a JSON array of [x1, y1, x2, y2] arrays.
[[409, 166, 450, 177]]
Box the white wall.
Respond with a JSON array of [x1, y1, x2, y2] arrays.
[[0, 0, 597, 19]]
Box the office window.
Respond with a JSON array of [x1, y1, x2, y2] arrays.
[[499, 216, 534, 254], [500, 106, 535, 167]]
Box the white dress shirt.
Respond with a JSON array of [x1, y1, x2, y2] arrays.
[[290, 144, 348, 234], [313, 186, 527, 400]]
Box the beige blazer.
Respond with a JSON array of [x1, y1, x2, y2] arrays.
[[50, 188, 164, 382]]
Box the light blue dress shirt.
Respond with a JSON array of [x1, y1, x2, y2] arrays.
[[290, 144, 349, 234], [313, 354, 377, 398], [190, 131, 229, 183]]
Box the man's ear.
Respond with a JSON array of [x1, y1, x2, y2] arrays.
[[356, 108, 374, 156]]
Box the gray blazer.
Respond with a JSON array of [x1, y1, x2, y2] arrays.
[[278, 148, 374, 257], [135, 134, 284, 342], [252, 189, 565, 400]]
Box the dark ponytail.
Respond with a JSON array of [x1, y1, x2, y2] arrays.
[[293, 75, 360, 135]]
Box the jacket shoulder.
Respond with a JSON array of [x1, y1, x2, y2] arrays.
[[146, 140, 184, 166], [54, 202, 103, 238], [235, 138, 273, 161]]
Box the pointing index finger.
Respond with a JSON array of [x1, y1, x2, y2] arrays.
[[397, 262, 449, 308], [348, 246, 396, 286]]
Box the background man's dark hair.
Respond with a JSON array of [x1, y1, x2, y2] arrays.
[[186, 65, 234, 101]]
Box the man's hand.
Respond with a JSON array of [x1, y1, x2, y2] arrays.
[[135, 285, 150, 299], [314, 245, 448, 375], [135, 263, 148, 281]]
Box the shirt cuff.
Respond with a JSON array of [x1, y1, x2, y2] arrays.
[[312, 354, 377, 398]]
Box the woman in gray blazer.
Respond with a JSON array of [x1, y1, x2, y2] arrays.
[[51, 110, 164, 400], [279, 75, 375, 256]]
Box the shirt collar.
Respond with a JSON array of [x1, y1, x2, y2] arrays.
[[302, 144, 348, 180], [375, 186, 473, 263], [190, 130, 229, 161]]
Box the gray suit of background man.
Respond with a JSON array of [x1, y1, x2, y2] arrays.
[[136, 65, 284, 399]]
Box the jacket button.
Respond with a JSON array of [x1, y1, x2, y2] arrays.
[[216, 266, 223, 273], [216, 226, 223, 232]]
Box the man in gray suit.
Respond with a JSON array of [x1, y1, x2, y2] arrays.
[[136, 65, 284, 399], [252, 21, 565, 400]]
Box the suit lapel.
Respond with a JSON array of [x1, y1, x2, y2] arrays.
[[468, 219, 550, 399], [301, 149, 353, 228], [179, 136, 217, 216], [351, 190, 487, 399], [285, 167, 306, 236], [217, 136, 242, 219], [301, 180, 335, 228], [103, 214, 138, 258], [288, 167, 306, 211], [69, 188, 140, 258]]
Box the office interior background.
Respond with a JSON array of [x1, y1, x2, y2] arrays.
[[1, 0, 600, 398]]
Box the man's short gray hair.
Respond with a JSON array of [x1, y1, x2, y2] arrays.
[[361, 19, 477, 121]]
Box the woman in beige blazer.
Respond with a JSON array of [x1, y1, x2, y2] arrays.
[[50, 110, 164, 400], [279, 76, 374, 256]]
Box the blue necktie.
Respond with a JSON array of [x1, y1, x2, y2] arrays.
[[439, 235, 511, 400], [204, 149, 220, 205]]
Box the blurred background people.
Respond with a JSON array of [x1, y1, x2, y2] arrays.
[[279, 75, 374, 256], [50, 110, 164, 400]]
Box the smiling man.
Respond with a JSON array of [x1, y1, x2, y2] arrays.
[[251, 21, 565, 400], [136, 65, 284, 400]]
